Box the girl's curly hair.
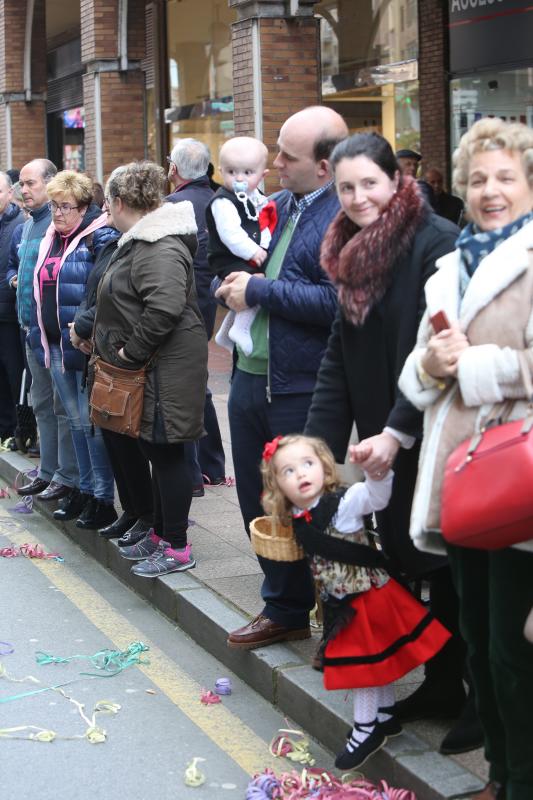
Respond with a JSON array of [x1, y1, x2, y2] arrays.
[[260, 434, 339, 525]]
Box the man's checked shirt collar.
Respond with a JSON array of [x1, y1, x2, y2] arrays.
[[290, 180, 334, 219]]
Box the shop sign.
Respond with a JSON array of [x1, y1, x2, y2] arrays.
[[449, 0, 533, 73]]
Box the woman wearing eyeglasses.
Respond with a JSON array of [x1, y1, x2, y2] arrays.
[[28, 170, 119, 530]]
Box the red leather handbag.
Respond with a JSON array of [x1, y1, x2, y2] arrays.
[[441, 353, 533, 550]]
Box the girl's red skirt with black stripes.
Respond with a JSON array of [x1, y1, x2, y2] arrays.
[[323, 578, 451, 690]]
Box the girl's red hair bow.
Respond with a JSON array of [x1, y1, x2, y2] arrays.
[[262, 435, 283, 462]]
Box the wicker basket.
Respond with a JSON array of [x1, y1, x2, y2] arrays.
[[250, 516, 304, 562]]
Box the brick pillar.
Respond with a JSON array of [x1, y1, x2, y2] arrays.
[[81, 0, 146, 181], [0, 0, 47, 168], [418, 0, 450, 179], [230, 0, 320, 192]]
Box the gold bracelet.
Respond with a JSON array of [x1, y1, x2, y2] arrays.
[[417, 360, 447, 391]]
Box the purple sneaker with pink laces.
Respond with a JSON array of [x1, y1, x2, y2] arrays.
[[131, 541, 196, 577]]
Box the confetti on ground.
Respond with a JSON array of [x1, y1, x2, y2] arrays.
[[184, 757, 206, 787], [245, 768, 418, 799], [35, 641, 150, 676], [214, 677, 232, 695], [269, 727, 316, 766], [0, 660, 121, 744], [200, 689, 221, 705], [0, 543, 61, 560]]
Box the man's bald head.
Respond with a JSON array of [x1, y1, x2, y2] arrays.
[[425, 167, 444, 196], [274, 106, 348, 195], [285, 105, 348, 159], [19, 158, 57, 210]]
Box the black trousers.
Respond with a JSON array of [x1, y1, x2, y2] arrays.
[[185, 278, 225, 486], [138, 438, 192, 549], [101, 429, 153, 519], [228, 368, 315, 629], [0, 321, 24, 437], [447, 544, 533, 800], [185, 386, 225, 485]]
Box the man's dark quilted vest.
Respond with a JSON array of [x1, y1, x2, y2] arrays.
[[205, 186, 261, 278]]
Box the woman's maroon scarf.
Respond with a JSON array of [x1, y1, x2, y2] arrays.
[[320, 176, 426, 326]]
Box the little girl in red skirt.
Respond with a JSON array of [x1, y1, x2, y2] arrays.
[[260, 433, 450, 771]]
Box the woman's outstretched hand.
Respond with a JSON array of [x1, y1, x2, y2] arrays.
[[422, 322, 469, 378], [349, 431, 400, 480]]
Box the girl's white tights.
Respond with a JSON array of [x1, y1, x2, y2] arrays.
[[350, 687, 379, 745], [377, 683, 396, 721], [348, 683, 396, 748]]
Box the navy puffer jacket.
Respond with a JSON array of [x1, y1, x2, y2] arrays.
[[244, 185, 339, 394], [29, 205, 118, 371]]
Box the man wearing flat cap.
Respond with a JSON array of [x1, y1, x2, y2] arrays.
[[396, 148, 422, 178]]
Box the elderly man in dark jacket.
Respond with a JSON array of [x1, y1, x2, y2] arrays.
[[166, 138, 226, 493], [216, 106, 347, 649], [0, 171, 25, 441]]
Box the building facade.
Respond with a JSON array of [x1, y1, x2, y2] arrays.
[[0, 1, 532, 189]]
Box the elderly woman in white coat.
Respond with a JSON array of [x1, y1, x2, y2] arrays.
[[399, 118, 533, 800]]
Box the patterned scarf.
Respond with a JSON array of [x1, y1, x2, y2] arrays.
[[457, 212, 533, 296], [320, 177, 426, 326]]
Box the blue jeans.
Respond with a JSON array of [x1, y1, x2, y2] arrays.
[[49, 346, 114, 503], [26, 342, 78, 487], [228, 368, 315, 628]]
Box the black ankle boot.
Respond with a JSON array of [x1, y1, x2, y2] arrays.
[[76, 498, 117, 530], [439, 691, 484, 754], [53, 489, 91, 522], [394, 679, 466, 723], [98, 511, 136, 539], [118, 518, 152, 547]]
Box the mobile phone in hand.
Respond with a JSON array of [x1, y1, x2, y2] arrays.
[[430, 310, 451, 334]]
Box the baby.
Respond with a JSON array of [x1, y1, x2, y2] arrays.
[[206, 136, 276, 356]]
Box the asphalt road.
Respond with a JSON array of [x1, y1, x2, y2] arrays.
[[0, 496, 331, 799]]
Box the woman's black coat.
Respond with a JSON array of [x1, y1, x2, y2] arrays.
[[305, 212, 458, 577]]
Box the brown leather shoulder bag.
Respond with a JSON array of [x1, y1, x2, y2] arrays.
[[89, 356, 147, 438]]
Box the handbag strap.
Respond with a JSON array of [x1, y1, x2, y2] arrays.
[[517, 350, 533, 401], [468, 351, 533, 457]]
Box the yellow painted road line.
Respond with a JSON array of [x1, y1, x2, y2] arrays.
[[0, 512, 289, 776]]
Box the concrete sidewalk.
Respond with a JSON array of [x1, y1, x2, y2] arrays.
[[0, 339, 489, 799]]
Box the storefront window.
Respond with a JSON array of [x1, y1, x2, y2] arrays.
[[450, 68, 533, 153], [165, 0, 235, 170], [63, 107, 85, 171], [316, 0, 420, 150]]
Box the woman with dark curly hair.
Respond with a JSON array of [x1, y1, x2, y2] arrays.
[[93, 162, 208, 577]]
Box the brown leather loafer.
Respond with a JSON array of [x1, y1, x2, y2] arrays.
[[473, 782, 505, 799], [227, 614, 310, 650]]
